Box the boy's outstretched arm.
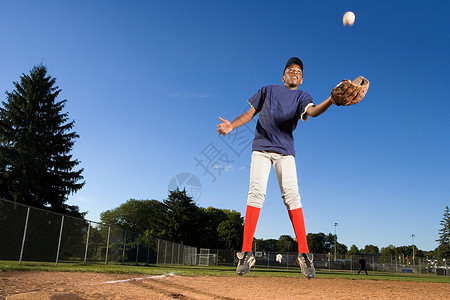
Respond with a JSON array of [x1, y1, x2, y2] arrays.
[[217, 106, 256, 136], [307, 97, 333, 117]]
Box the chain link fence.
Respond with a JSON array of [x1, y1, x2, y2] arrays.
[[1, 197, 448, 276], [0, 198, 196, 266], [208, 249, 448, 276]]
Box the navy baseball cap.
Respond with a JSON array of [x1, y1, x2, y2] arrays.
[[284, 57, 303, 73]]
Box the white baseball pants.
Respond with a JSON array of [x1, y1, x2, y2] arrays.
[[247, 151, 302, 210]]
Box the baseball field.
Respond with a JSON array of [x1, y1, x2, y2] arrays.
[[1, 262, 449, 299]]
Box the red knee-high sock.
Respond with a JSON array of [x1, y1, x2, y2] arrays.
[[288, 207, 309, 253], [241, 205, 261, 252]]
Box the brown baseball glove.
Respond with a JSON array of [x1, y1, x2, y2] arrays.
[[330, 76, 370, 106]]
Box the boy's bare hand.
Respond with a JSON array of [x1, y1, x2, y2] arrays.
[[217, 117, 233, 136]]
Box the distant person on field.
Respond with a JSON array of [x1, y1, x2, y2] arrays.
[[358, 256, 368, 275]]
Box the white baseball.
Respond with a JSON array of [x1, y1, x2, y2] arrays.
[[343, 11, 355, 26]]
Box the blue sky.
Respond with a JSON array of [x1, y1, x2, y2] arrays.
[[1, 1, 449, 251]]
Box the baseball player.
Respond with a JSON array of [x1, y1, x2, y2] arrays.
[[217, 57, 368, 278]]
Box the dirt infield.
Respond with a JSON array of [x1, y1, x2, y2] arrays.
[[0, 271, 449, 300]]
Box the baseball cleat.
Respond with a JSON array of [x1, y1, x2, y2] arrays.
[[236, 251, 256, 276], [297, 253, 315, 279]]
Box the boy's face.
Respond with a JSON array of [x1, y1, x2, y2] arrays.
[[282, 64, 303, 90]]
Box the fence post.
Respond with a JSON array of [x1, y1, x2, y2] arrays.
[[83, 222, 91, 264], [122, 231, 127, 264], [329, 252, 331, 270], [286, 252, 289, 269], [395, 256, 398, 274], [156, 239, 160, 265], [105, 226, 111, 265], [19, 207, 31, 265], [164, 240, 168, 266], [372, 256, 375, 272], [135, 235, 140, 265], [55, 215, 65, 266], [390, 256, 393, 273], [146, 236, 151, 265], [194, 247, 196, 265], [350, 255, 353, 272]]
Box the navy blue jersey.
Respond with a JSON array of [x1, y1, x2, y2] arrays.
[[248, 85, 314, 156]]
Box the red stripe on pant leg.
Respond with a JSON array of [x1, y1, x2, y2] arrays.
[[288, 208, 309, 253], [241, 205, 261, 252]]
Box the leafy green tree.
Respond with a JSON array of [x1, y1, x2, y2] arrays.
[[336, 243, 348, 255], [412, 246, 423, 259], [347, 244, 360, 256], [277, 235, 297, 252], [307, 232, 335, 254], [255, 238, 278, 252], [197, 207, 243, 250], [395, 245, 412, 259], [0, 65, 84, 217], [422, 249, 435, 259], [198, 207, 228, 248], [100, 199, 166, 235], [307, 233, 326, 253], [435, 243, 450, 260], [216, 209, 243, 250], [362, 244, 380, 254], [380, 245, 396, 257], [325, 233, 337, 252]]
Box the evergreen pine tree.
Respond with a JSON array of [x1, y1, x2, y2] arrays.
[[434, 206, 450, 259], [162, 188, 200, 245], [0, 65, 85, 217], [437, 206, 450, 245]]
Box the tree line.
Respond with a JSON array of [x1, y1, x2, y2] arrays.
[[1, 65, 449, 260], [100, 188, 244, 250]]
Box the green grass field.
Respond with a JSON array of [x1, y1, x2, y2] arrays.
[[1, 261, 449, 284]]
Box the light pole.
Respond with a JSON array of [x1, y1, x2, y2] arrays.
[[411, 234, 415, 267], [334, 222, 338, 261]]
